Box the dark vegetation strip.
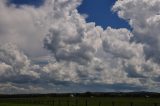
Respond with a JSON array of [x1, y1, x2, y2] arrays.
[[0, 92, 160, 98], [0, 92, 160, 106]]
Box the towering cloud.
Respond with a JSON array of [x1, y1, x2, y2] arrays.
[[0, 0, 160, 93], [43, 0, 160, 92], [113, 0, 160, 63]]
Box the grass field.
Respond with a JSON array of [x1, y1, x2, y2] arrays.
[[0, 97, 160, 106]]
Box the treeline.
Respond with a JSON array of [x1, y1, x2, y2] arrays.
[[0, 92, 160, 98]]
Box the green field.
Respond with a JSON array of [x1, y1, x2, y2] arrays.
[[0, 97, 160, 106]]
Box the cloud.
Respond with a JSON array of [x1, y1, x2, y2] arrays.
[[0, 82, 49, 94], [0, 43, 56, 93], [0, 0, 160, 93], [113, 0, 160, 63], [0, 44, 40, 81], [42, 0, 145, 89], [42, 0, 160, 92], [112, 0, 160, 88], [0, 0, 50, 57]]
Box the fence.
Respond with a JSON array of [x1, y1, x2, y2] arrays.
[[0, 98, 159, 106]]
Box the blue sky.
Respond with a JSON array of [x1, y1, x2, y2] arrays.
[[78, 0, 131, 29]]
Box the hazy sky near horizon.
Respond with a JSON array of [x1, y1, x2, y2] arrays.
[[0, 0, 160, 93]]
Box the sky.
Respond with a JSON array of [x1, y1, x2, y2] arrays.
[[0, 0, 160, 94], [78, 0, 131, 29]]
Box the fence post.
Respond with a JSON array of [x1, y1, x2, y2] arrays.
[[67, 100, 69, 106], [75, 99, 78, 106], [58, 99, 61, 106], [52, 100, 54, 106], [112, 101, 115, 106], [154, 103, 157, 106], [85, 99, 88, 106], [98, 101, 101, 106]]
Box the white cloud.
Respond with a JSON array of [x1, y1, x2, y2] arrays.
[[0, 0, 50, 57], [42, 0, 160, 92], [112, 0, 160, 89], [0, 0, 160, 93], [0, 44, 40, 83], [113, 0, 160, 63], [43, 0, 145, 89]]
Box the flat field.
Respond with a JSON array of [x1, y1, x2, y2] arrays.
[[0, 97, 160, 106]]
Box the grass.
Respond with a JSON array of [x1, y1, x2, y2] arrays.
[[0, 97, 160, 106]]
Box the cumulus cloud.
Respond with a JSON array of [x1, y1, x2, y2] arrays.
[[0, 0, 50, 57], [42, 0, 160, 92], [0, 0, 160, 93], [0, 44, 59, 93], [0, 44, 40, 81], [41, 0, 132, 89], [113, 0, 160, 63]]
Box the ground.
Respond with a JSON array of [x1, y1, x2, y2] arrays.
[[0, 96, 160, 106]]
